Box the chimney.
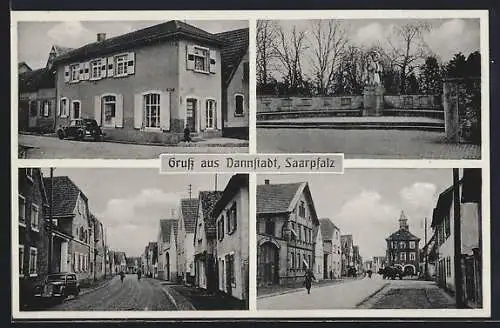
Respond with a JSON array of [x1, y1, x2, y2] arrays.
[[97, 33, 106, 42], [264, 179, 270, 185]]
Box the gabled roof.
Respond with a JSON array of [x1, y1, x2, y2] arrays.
[[386, 229, 420, 241], [257, 181, 319, 226], [181, 198, 198, 233], [42, 176, 87, 218], [319, 218, 339, 241], [53, 20, 226, 65], [52, 45, 74, 55], [431, 185, 454, 227], [18, 62, 32, 71], [159, 219, 178, 243], [199, 191, 223, 237], [211, 174, 249, 218], [256, 182, 303, 214], [19, 67, 55, 93], [215, 28, 249, 87]]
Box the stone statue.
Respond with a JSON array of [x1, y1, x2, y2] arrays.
[[364, 51, 383, 87]]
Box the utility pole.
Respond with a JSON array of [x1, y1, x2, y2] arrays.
[[188, 184, 192, 199], [103, 225, 107, 279], [214, 174, 218, 191], [48, 168, 54, 274], [453, 168, 465, 308]]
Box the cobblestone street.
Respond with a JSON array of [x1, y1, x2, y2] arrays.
[[257, 128, 480, 159], [357, 279, 456, 309], [48, 275, 176, 311]]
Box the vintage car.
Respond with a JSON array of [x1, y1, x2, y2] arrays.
[[57, 119, 104, 141], [33, 273, 80, 302], [379, 266, 404, 280]]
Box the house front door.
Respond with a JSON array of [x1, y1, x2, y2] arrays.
[[186, 98, 197, 132]]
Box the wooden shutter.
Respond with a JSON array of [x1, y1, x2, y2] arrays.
[[107, 56, 114, 77], [134, 94, 143, 129], [64, 66, 70, 82], [200, 99, 206, 131], [94, 96, 102, 125], [101, 58, 107, 78], [209, 50, 217, 74], [186, 45, 195, 70], [127, 52, 135, 75], [159, 91, 170, 131], [115, 94, 124, 128]]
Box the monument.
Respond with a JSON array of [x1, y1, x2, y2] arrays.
[[362, 50, 385, 116]]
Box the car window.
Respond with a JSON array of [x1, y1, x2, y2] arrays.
[[69, 274, 77, 280], [70, 120, 77, 127], [47, 274, 66, 282]]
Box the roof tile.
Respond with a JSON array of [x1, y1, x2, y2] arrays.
[[42, 176, 83, 218], [216, 28, 249, 86], [256, 182, 303, 214], [181, 198, 198, 233]]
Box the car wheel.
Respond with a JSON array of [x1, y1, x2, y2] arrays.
[[93, 133, 101, 142], [57, 130, 65, 140]]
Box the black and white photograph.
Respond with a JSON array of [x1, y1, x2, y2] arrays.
[[17, 19, 249, 159], [256, 18, 484, 159], [256, 169, 484, 310], [17, 168, 249, 311]]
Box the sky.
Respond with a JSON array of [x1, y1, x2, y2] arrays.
[[258, 169, 455, 260], [270, 18, 480, 78], [17, 20, 248, 70], [40, 168, 232, 257]]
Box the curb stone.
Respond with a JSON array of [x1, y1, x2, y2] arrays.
[[355, 282, 389, 308], [159, 285, 196, 311]]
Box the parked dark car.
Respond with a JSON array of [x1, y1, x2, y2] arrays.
[[379, 266, 404, 280], [33, 273, 80, 302], [57, 119, 104, 141]]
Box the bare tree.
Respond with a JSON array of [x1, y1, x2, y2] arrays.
[[256, 20, 278, 88], [387, 22, 431, 93], [273, 25, 307, 93], [308, 20, 348, 95]]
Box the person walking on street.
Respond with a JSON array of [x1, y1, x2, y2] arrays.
[[137, 269, 142, 281], [304, 269, 316, 294], [120, 271, 125, 284]]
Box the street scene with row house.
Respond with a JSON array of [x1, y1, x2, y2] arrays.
[[18, 20, 249, 158], [256, 18, 482, 159], [17, 168, 249, 311], [256, 168, 483, 310]]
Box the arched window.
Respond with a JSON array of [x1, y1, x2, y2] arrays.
[[143, 93, 160, 128]]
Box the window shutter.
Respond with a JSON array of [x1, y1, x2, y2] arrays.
[[79, 63, 85, 81], [115, 94, 124, 128], [107, 57, 114, 77], [186, 45, 195, 70], [94, 96, 102, 126], [216, 100, 221, 130], [209, 50, 217, 74], [101, 58, 107, 78], [84, 62, 90, 80], [127, 52, 135, 75], [134, 94, 143, 129], [64, 66, 70, 83], [159, 91, 170, 131], [200, 99, 206, 131]]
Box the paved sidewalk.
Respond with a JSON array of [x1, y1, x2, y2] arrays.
[[258, 276, 388, 310], [258, 278, 351, 298], [261, 116, 443, 124], [168, 284, 247, 310], [78, 276, 115, 297]]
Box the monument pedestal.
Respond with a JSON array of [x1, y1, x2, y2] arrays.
[[363, 85, 385, 116]]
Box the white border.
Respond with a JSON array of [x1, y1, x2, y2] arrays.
[[11, 9, 490, 319]]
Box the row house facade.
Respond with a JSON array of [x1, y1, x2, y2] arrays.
[[385, 211, 421, 276], [50, 21, 251, 144], [313, 225, 323, 281], [142, 242, 158, 277], [177, 198, 197, 284], [353, 245, 363, 273], [340, 234, 354, 276], [256, 180, 320, 286], [193, 191, 223, 292], [90, 213, 106, 280], [216, 28, 249, 139], [157, 219, 178, 281], [212, 174, 249, 302], [18, 168, 49, 308], [18, 46, 72, 133], [431, 168, 482, 308], [319, 218, 342, 279]]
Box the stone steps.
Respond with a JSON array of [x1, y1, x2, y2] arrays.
[[257, 120, 445, 132]]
